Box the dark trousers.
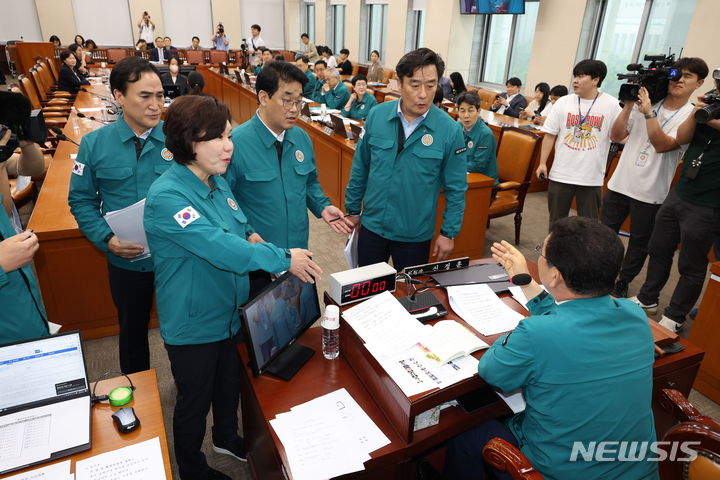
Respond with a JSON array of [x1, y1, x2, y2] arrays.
[[638, 189, 720, 323], [601, 189, 662, 284], [107, 263, 154, 374], [165, 336, 242, 479], [547, 180, 602, 228], [357, 225, 431, 272], [444, 419, 519, 480]]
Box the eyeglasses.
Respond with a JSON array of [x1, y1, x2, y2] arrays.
[[281, 98, 303, 111], [534, 244, 545, 259]]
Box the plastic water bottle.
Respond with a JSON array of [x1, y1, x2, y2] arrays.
[[321, 305, 340, 360]]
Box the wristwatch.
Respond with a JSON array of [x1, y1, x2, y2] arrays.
[[644, 111, 657, 119], [440, 229, 455, 240], [103, 232, 115, 244]]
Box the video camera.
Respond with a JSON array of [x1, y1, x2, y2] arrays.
[[694, 68, 720, 124], [0, 91, 48, 163], [240, 38, 248, 52], [217, 23, 224, 35], [617, 53, 680, 105]]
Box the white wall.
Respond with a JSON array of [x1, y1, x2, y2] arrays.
[[0, 0, 42, 42], [162, 0, 213, 48], [240, 0, 286, 49], [72, 0, 134, 46]]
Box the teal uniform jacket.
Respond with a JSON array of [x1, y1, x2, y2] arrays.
[[68, 116, 170, 272], [320, 81, 350, 110], [479, 293, 658, 480], [0, 195, 49, 345], [341, 92, 378, 121], [345, 101, 467, 241], [463, 119, 498, 184], [309, 79, 326, 103], [224, 113, 331, 249], [144, 162, 291, 346], [303, 69, 317, 97], [253, 63, 264, 76]]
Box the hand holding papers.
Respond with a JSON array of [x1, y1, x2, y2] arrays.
[[447, 284, 524, 336], [103, 199, 149, 260]]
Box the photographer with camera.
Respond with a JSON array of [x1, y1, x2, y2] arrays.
[[603, 57, 708, 299], [0, 92, 49, 345], [631, 67, 720, 333], [211, 23, 230, 51], [137, 11, 155, 43], [246, 24, 265, 66]]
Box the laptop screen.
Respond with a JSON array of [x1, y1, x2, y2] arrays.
[[0, 332, 88, 414]]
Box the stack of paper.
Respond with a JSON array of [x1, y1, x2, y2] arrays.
[[103, 198, 150, 260], [75, 437, 166, 480], [269, 388, 390, 480], [448, 284, 525, 336], [3, 460, 72, 480]]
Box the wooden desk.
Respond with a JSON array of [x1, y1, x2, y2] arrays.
[[0, 370, 171, 479], [238, 259, 703, 479], [27, 85, 160, 339], [688, 262, 720, 403]]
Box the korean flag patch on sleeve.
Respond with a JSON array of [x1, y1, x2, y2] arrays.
[[72, 161, 85, 176], [174, 206, 201, 228]]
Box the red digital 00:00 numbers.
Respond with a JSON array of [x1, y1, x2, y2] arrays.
[[348, 280, 386, 299]]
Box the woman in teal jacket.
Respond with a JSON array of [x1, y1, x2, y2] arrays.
[[342, 74, 378, 121], [144, 95, 321, 480]]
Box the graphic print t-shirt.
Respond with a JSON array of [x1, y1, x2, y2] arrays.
[[542, 93, 622, 186]]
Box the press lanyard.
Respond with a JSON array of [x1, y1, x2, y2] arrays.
[[577, 92, 599, 126], [653, 101, 681, 130], [636, 102, 682, 167]]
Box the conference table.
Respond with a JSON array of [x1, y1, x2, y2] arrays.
[[0, 370, 172, 479], [237, 259, 704, 480]]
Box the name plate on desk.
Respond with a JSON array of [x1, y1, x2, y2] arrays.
[[404, 257, 470, 276], [300, 114, 311, 123], [322, 126, 335, 136]]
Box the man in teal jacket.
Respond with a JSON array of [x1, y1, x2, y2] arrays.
[[253, 47, 273, 76], [442, 217, 658, 480], [345, 48, 467, 271], [295, 55, 316, 98], [68, 57, 169, 374], [320, 67, 350, 110], [342, 74, 378, 121], [456, 91, 498, 183], [309, 59, 327, 103]]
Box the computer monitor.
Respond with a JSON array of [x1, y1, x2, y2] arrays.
[[330, 114, 350, 138], [163, 84, 182, 99], [240, 273, 321, 380]]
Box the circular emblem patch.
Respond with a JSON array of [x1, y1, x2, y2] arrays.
[[227, 198, 238, 210], [421, 134, 434, 146], [360, 104, 365, 110], [295, 150, 305, 162], [161, 148, 174, 161], [467, 140, 474, 149]]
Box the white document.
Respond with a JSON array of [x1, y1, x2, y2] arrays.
[[508, 285, 547, 308], [342, 118, 359, 125], [103, 198, 150, 259], [497, 388, 526, 414], [75, 436, 166, 480], [2, 460, 71, 480], [343, 229, 359, 268], [448, 284, 524, 336], [77, 107, 103, 113], [70, 154, 77, 160]]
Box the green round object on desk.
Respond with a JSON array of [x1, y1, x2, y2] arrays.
[[108, 386, 133, 407]]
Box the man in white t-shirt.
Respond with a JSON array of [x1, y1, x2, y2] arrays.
[[537, 59, 622, 227], [602, 57, 708, 298], [247, 24, 266, 66]]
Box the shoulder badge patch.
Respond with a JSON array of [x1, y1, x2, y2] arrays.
[[161, 148, 174, 161], [421, 134, 434, 146], [72, 161, 85, 176], [295, 150, 305, 162], [174, 206, 200, 228], [227, 198, 238, 210]]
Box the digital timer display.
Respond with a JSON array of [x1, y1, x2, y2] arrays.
[[340, 272, 396, 304]]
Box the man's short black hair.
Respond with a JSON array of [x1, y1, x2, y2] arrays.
[[110, 56, 161, 96], [340, 48, 349, 56], [259, 47, 271, 54], [351, 74, 367, 86], [545, 217, 624, 297], [274, 54, 285, 62], [164, 95, 231, 165], [192, 36, 200, 42], [673, 57, 709, 80], [324, 47, 333, 56], [314, 59, 327, 69], [155, 36, 163, 42], [371, 50, 380, 58], [550, 85, 568, 97], [506, 77, 522, 87], [59, 51, 72, 63], [298, 55, 309, 64], [395, 47, 445, 82], [456, 90, 481, 109], [255, 61, 308, 100], [573, 59, 607, 87], [164, 36, 171, 41], [301, 33, 309, 39], [251, 24, 261, 32]]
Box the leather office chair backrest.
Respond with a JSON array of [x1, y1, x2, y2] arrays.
[[477, 88, 499, 110], [106, 48, 128, 64], [30, 66, 53, 103], [185, 49, 204, 65], [209, 50, 228, 65], [496, 127, 541, 184], [18, 74, 44, 110], [44, 56, 59, 82]]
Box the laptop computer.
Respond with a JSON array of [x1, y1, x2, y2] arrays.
[[234, 69, 245, 85], [349, 123, 363, 142], [163, 84, 182, 99], [329, 114, 350, 138], [0, 331, 91, 475], [301, 101, 312, 118]]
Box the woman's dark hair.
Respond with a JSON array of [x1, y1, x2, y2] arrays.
[[395, 48, 444, 82], [456, 90, 481, 109], [301, 33, 309, 39], [84, 39, 97, 49], [59, 51, 73, 63], [49, 35, 61, 45], [167, 55, 180, 66], [136, 39, 147, 48], [450, 72, 466, 95], [545, 217, 624, 297], [255, 61, 308, 99], [550, 84, 568, 98], [187, 71, 205, 95], [371, 50, 380, 59], [274, 54, 286, 62], [74, 35, 84, 45], [109, 56, 161, 95], [163, 95, 231, 165], [534, 82, 550, 115], [351, 74, 367, 86], [340, 48, 350, 56], [324, 47, 333, 56], [68, 43, 81, 55], [433, 88, 444, 106], [572, 59, 607, 87]]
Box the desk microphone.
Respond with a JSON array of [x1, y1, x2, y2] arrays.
[[76, 112, 110, 125], [80, 87, 114, 102], [50, 127, 80, 147]]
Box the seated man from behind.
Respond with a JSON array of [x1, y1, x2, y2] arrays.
[[443, 217, 657, 480], [456, 91, 498, 183]]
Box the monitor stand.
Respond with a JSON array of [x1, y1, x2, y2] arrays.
[[265, 342, 315, 381]]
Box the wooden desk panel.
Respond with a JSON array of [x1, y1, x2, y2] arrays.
[[689, 262, 720, 403], [0, 370, 171, 479], [15, 42, 55, 77]]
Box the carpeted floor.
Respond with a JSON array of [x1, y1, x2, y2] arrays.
[[78, 190, 720, 480]]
